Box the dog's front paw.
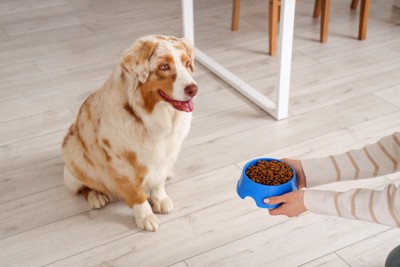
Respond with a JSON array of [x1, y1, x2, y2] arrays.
[[135, 214, 160, 232], [152, 197, 174, 214]]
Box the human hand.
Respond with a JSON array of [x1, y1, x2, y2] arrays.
[[281, 158, 306, 189], [265, 190, 307, 217]]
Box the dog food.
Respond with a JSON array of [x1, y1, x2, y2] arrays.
[[246, 160, 294, 186]]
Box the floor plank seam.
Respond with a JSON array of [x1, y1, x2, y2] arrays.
[[335, 252, 352, 267], [181, 216, 296, 264], [0, 127, 66, 148], [0, 204, 91, 242], [168, 162, 242, 186], [40, 198, 241, 266], [0, 156, 61, 176]]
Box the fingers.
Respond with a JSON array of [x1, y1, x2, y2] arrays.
[[281, 158, 307, 189], [265, 194, 286, 205], [267, 190, 307, 217], [266, 193, 288, 215], [281, 158, 293, 165], [268, 205, 283, 216]]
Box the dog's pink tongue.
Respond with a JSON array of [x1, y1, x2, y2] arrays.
[[173, 99, 194, 112]]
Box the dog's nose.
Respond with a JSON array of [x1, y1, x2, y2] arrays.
[[184, 84, 198, 98]]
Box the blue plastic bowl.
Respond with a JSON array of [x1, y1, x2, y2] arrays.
[[236, 158, 297, 209]]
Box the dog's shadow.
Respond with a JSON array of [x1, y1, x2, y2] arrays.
[[85, 201, 138, 231]]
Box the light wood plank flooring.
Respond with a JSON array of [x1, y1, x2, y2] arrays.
[[1, 0, 400, 266]]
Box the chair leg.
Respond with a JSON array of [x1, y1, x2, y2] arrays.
[[358, 0, 370, 40], [232, 0, 240, 31], [320, 0, 330, 43], [313, 0, 322, 18], [351, 0, 359, 9], [278, 2, 281, 22], [269, 0, 279, 56]]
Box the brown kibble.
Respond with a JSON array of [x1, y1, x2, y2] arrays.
[[246, 160, 293, 186]]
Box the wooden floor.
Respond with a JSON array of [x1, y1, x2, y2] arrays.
[[1, 0, 400, 266]]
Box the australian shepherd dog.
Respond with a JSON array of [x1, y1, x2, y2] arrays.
[[62, 35, 198, 231]]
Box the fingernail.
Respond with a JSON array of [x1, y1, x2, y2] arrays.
[[264, 198, 270, 204]]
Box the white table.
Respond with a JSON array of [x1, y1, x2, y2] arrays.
[[181, 0, 296, 120]]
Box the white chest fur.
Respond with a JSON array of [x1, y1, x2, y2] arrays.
[[133, 103, 192, 188]]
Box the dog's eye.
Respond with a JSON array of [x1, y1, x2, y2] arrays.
[[160, 64, 170, 71], [185, 60, 191, 67]]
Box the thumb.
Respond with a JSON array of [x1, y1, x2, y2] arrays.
[[264, 194, 286, 205]]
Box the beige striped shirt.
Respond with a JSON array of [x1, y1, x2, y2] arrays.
[[301, 132, 400, 227]]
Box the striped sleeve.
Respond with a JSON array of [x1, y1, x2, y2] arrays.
[[301, 132, 400, 187], [304, 184, 400, 228], [301, 132, 400, 227]]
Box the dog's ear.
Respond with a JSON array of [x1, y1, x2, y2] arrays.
[[179, 38, 195, 72], [121, 40, 158, 84]]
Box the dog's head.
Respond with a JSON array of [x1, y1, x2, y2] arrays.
[[121, 35, 198, 113]]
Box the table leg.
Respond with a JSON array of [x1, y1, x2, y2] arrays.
[[181, 0, 296, 120], [275, 0, 296, 120], [182, 0, 194, 45]]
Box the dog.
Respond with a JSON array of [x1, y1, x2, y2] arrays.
[[61, 35, 198, 231]]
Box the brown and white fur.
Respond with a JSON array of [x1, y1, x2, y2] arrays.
[[61, 35, 198, 231]]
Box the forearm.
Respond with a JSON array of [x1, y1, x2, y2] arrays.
[[301, 132, 400, 187], [304, 184, 400, 228]]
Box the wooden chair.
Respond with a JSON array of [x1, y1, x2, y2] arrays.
[[232, 0, 370, 56], [231, 0, 331, 56], [313, 0, 370, 40]]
